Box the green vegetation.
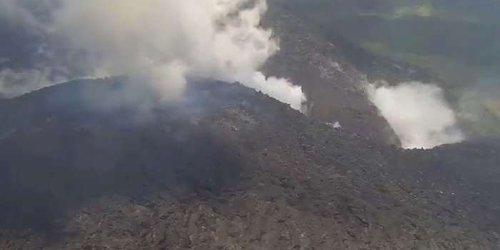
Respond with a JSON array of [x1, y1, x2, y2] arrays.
[[393, 2, 433, 18], [361, 41, 478, 86], [282, 0, 500, 138]]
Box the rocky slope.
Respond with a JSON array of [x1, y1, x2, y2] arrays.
[[262, 0, 436, 146], [266, 0, 500, 139], [0, 79, 498, 249]]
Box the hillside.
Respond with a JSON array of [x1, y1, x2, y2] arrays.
[[0, 1, 499, 249], [267, 0, 500, 138], [0, 79, 498, 249]]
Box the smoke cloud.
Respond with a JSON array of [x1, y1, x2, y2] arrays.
[[0, 68, 52, 97], [0, 0, 306, 110], [367, 82, 464, 149]]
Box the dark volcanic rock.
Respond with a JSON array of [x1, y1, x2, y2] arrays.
[[391, 139, 500, 234], [0, 79, 498, 249], [262, 2, 402, 146]]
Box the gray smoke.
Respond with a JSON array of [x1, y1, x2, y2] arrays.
[[0, 0, 306, 110]]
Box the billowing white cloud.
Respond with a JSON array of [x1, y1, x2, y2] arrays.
[[367, 81, 464, 149], [250, 72, 306, 111], [0, 0, 306, 111]]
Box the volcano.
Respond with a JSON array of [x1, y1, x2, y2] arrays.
[[0, 79, 498, 249], [1, 0, 500, 249]]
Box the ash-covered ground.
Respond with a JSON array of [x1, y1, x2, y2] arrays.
[[0, 79, 498, 249], [1, 1, 499, 249]]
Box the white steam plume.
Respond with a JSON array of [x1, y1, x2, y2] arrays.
[[367, 82, 464, 149], [0, 0, 306, 111]]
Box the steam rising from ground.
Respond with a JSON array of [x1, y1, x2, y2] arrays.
[[0, 0, 306, 110], [367, 82, 464, 149]]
